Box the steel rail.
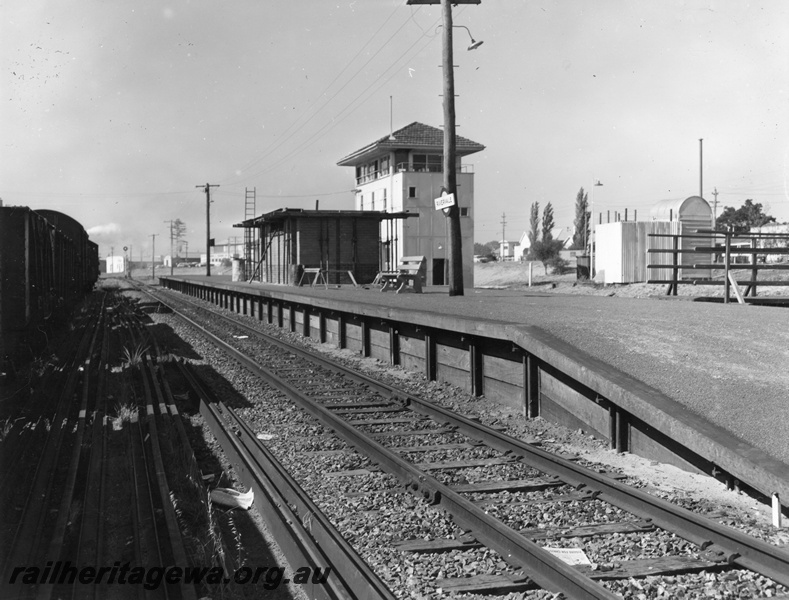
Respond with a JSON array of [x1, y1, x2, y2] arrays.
[[176, 361, 397, 600], [153, 286, 789, 588], [0, 296, 106, 592], [237, 305, 789, 586], [151, 291, 617, 600], [37, 301, 109, 600]]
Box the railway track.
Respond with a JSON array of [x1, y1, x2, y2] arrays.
[[1, 288, 209, 600], [140, 281, 789, 599]]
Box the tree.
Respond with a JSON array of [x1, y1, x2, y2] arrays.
[[527, 202, 540, 258], [171, 219, 187, 256], [542, 202, 555, 242], [473, 242, 488, 255], [716, 199, 775, 233], [531, 238, 565, 272], [571, 187, 589, 250]]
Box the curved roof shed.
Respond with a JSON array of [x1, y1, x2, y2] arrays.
[[650, 196, 713, 278], [650, 196, 712, 230]]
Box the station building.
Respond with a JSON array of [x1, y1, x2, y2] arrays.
[[235, 208, 415, 286], [337, 122, 485, 287]]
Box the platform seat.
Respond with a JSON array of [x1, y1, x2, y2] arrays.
[[378, 256, 426, 293]]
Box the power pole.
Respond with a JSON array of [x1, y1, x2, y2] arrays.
[[406, 0, 479, 294], [150, 234, 158, 281], [442, 0, 462, 295], [196, 183, 219, 276], [500, 213, 506, 257], [712, 187, 719, 230]]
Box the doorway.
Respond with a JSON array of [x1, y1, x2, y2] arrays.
[[432, 258, 446, 285]]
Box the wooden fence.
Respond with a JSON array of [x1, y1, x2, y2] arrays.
[[647, 230, 789, 303]]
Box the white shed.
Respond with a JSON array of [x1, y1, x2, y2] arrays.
[[595, 221, 680, 284], [105, 255, 125, 274]]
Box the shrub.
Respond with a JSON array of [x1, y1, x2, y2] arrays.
[[548, 255, 570, 275]]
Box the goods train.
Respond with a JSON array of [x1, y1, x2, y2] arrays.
[[0, 206, 99, 375]]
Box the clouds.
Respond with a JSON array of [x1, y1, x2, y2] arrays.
[[1, 1, 787, 255]]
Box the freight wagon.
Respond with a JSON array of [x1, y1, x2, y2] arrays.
[[0, 206, 99, 376]]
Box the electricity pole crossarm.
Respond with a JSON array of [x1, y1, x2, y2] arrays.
[[196, 183, 219, 276]]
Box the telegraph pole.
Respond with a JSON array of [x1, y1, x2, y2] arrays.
[[442, 0, 463, 295], [150, 233, 158, 281], [712, 187, 719, 230], [406, 0, 479, 294], [196, 183, 219, 276]]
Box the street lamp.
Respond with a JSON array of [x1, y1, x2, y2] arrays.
[[407, 0, 482, 296], [437, 25, 484, 50], [590, 179, 603, 278]]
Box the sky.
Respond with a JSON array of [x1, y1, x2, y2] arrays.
[[2, 1, 788, 258]]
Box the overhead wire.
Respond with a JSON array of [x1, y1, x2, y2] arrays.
[[233, 12, 447, 185], [220, 5, 418, 185]]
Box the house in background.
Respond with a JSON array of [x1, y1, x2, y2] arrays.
[[337, 122, 485, 287], [513, 227, 573, 260], [498, 240, 521, 261]]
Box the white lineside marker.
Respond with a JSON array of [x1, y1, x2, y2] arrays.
[[773, 493, 782, 528]]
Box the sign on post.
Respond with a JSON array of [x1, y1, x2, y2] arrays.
[[434, 191, 456, 211]]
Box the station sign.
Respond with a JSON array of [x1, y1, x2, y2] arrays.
[[434, 191, 456, 211]]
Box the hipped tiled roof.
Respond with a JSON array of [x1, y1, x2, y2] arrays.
[[337, 121, 485, 166]]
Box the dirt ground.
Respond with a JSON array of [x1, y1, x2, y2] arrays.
[[474, 260, 789, 299]]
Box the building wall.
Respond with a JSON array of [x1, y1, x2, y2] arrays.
[[353, 149, 477, 288], [106, 256, 125, 274], [296, 217, 380, 284], [257, 217, 381, 285], [357, 171, 475, 287], [596, 221, 681, 284]]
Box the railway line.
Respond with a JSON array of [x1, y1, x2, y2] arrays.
[[137, 280, 789, 599], [1, 289, 203, 599]]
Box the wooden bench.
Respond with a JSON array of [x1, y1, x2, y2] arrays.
[[378, 256, 426, 293]]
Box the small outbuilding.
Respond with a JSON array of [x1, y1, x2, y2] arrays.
[[650, 196, 712, 231], [235, 208, 416, 285], [594, 196, 713, 284], [650, 196, 713, 279]]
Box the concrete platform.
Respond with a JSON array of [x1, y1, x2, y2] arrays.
[[155, 275, 789, 500]]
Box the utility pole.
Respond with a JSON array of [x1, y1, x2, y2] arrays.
[[500, 213, 506, 257], [406, 0, 479, 294], [442, 0, 461, 295], [712, 187, 719, 230], [196, 183, 219, 276], [150, 234, 158, 281]]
